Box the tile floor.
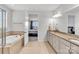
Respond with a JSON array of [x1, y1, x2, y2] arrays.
[[19, 41, 55, 54]]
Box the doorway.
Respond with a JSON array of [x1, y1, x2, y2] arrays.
[[29, 20, 39, 41], [68, 15, 75, 34]]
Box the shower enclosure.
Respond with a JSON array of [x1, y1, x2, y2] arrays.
[[0, 8, 6, 54]]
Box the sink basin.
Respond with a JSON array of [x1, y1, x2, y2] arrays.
[[69, 40, 79, 45]]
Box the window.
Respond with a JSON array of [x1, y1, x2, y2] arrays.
[[30, 21, 38, 30]]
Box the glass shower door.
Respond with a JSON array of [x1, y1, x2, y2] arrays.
[[2, 10, 6, 54], [0, 9, 2, 54], [0, 9, 6, 54]]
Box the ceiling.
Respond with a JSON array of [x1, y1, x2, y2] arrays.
[[5, 4, 60, 12], [66, 6, 79, 13], [5, 4, 79, 14], [55, 4, 76, 12]]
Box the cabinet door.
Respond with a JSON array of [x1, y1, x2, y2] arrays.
[[47, 32, 53, 46], [59, 38, 70, 54], [55, 36, 60, 53], [51, 34, 53, 46], [71, 44, 79, 54], [52, 35, 56, 50], [47, 32, 50, 42], [52, 35, 60, 53], [48, 33, 53, 46]]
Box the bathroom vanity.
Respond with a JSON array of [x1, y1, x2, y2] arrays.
[[47, 30, 79, 54]]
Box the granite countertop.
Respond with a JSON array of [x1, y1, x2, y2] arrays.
[[48, 30, 79, 46], [49, 31, 73, 40]]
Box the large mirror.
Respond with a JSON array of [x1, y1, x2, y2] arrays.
[[51, 5, 79, 36]]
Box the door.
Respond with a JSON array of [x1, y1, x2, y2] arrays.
[[68, 15, 75, 34], [29, 20, 39, 41]]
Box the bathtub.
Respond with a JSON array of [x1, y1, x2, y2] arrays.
[[0, 35, 24, 54]]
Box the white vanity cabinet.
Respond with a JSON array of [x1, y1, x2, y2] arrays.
[[47, 32, 71, 53], [47, 31, 79, 54], [52, 35, 70, 53], [47, 32, 70, 53], [47, 33, 60, 53]]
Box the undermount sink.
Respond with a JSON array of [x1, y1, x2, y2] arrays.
[[69, 39, 79, 45]]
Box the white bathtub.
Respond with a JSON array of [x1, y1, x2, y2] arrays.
[[0, 35, 22, 46], [0, 35, 24, 54]]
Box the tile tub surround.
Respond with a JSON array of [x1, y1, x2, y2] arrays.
[[0, 31, 25, 37], [0, 35, 24, 54], [6, 31, 25, 36], [10, 31, 25, 35], [0, 31, 24, 54]]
